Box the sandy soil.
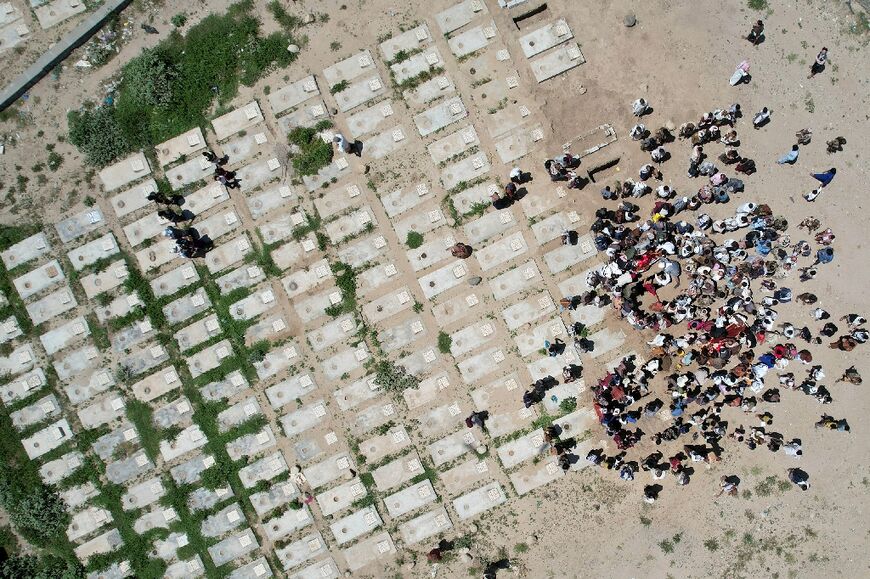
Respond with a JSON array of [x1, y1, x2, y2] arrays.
[[0, 0, 868, 578]]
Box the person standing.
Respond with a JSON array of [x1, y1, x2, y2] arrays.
[[808, 47, 828, 78]]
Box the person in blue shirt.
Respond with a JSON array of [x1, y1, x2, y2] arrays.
[[810, 167, 836, 187], [777, 144, 799, 164]]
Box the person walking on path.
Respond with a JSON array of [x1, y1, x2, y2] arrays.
[[808, 47, 828, 78]]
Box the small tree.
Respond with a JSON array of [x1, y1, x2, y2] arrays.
[[67, 106, 130, 167]]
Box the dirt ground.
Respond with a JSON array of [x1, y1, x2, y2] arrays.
[[1, 0, 869, 578]]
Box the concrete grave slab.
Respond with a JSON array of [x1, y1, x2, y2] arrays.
[[206, 234, 253, 274], [333, 373, 379, 411], [435, 0, 487, 34], [526, 351, 578, 381], [274, 532, 326, 571], [419, 401, 465, 437], [306, 314, 356, 352], [414, 96, 467, 137], [337, 234, 389, 268], [109, 179, 158, 219], [185, 182, 229, 214], [269, 75, 319, 115], [196, 210, 240, 242], [378, 316, 426, 352], [380, 181, 434, 218], [34, 0, 85, 29], [74, 529, 123, 564], [463, 207, 517, 245], [225, 425, 276, 461], [441, 458, 493, 495], [151, 264, 199, 298], [67, 233, 119, 271], [379, 24, 432, 62], [151, 532, 189, 562], [519, 184, 563, 219], [543, 233, 596, 273], [249, 480, 298, 517], [457, 346, 506, 383], [495, 126, 544, 164], [262, 505, 314, 541], [315, 477, 365, 517], [244, 313, 289, 344], [398, 507, 453, 545], [130, 366, 181, 402], [361, 286, 413, 324], [66, 505, 113, 542], [64, 368, 114, 406], [323, 49, 376, 87], [488, 259, 543, 300], [440, 153, 490, 191], [342, 531, 396, 572], [61, 482, 98, 511], [372, 451, 425, 492], [325, 206, 377, 245], [212, 101, 264, 141], [1, 232, 50, 269], [428, 429, 478, 467], [486, 102, 530, 140], [135, 239, 179, 273], [170, 453, 216, 485], [236, 157, 283, 193], [207, 529, 259, 567], [55, 208, 105, 244], [217, 396, 262, 433], [122, 341, 171, 377], [417, 258, 467, 299], [281, 257, 332, 298], [155, 128, 206, 167], [519, 18, 573, 58], [302, 157, 349, 192], [245, 183, 295, 220], [133, 505, 176, 534], [450, 320, 497, 357], [264, 373, 317, 409], [329, 505, 381, 545], [390, 48, 442, 85], [334, 74, 386, 113], [588, 327, 627, 358], [98, 152, 150, 192], [358, 426, 411, 463], [222, 131, 270, 165], [289, 557, 339, 579], [160, 424, 208, 462], [200, 502, 245, 538], [567, 303, 606, 329], [80, 261, 128, 298], [514, 317, 567, 356], [451, 180, 498, 215], [314, 183, 362, 219], [39, 450, 84, 485], [303, 452, 354, 490], [22, 419, 73, 459], [346, 99, 395, 139], [0, 343, 35, 377], [0, 316, 21, 344], [502, 290, 555, 330], [405, 233, 454, 272], [275, 99, 330, 134], [530, 42, 586, 82], [230, 287, 277, 321], [39, 316, 89, 355], [279, 399, 327, 438], [403, 74, 457, 108], [188, 339, 233, 378], [153, 396, 194, 430], [402, 372, 450, 410], [453, 481, 506, 519], [398, 347, 442, 377], [11, 394, 61, 430], [164, 557, 205, 579], [217, 264, 266, 294], [53, 344, 99, 382], [86, 560, 131, 579], [364, 125, 408, 160], [200, 370, 250, 402], [13, 259, 64, 300], [228, 557, 273, 579], [447, 21, 496, 58], [428, 124, 478, 164], [393, 207, 447, 241], [187, 486, 235, 514], [1, 368, 45, 406], [531, 211, 570, 245], [95, 292, 141, 324], [271, 241, 305, 271], [257, 214, 297, 246], [474, 230, 528, 272], [510, 459, 564, 495]]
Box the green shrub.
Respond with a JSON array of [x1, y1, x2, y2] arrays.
[[122, 48, 177, 110], [267, 0, 302, 29], [288, 127, 333, 176], [171, 13, 187, 27], [559, 397, 577, 413], [747, 0, 768, 9], [405, 231, 424, 249], [437, 331, 452, 354], [0, 554, 83, 579], [67, 105, 131, 167], [329, 80, 350, 94]]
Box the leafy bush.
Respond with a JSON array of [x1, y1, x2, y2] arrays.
[[67, 105, 131, 167], [288, 127, 333, 176], [747, 0, 768, 9], [0, 555, 83, 579], [559, 397, 577, 413], [329, 80, 350, 94], [171, 13, 187, 27], [122, 48, 177, 109], [406, 231, 424, 249], [437, 331, 452, 354], [267, 0, 302, 29], [373, 359, 418, 393]]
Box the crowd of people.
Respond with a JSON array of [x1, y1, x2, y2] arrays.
[[510, 53, 862, 503]]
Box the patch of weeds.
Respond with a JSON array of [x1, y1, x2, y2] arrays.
[[639, 515, 652, 526], [373, 359, 418, 394], [83, 195, 96, 207], [330, 80, 351, 94], [288, 127, 334, 176], [748, 0, 768, 11], [559, 397, 577, 413], [514, 542, 529, 553], [412, 301, 424, 313], [658, 539, 674, 554], [437, 331, 452, 354], [330, 41, 341, 52], [405, 230, 424, 249], [467, 201, 490, 218], [267, 0, 303, 30], [46, 151, 63, 172], [804, 93, 815, 113], [786, 53, 798, 63], [704, 538, 720, 551], [171, 12, 187, 27], [323, 261, 357, 317]]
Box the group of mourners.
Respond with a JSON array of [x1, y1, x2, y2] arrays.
[[510, 89, 861, 502]]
